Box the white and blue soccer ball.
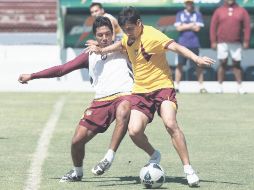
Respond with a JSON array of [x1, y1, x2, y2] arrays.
[[139, 163, 165, 189]]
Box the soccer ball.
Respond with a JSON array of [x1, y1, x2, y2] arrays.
[[139, 163, 165, 189]]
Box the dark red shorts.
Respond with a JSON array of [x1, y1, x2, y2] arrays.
[[130, 88, 177, 123], [79, 95, 131, 133]]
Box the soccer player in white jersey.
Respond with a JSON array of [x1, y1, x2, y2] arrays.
[[18, 16, 133, 182]]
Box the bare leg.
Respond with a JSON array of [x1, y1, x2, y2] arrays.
[[175, 64, 183, 90], [108, 100, 131, 152], [217, 59, 227, 84], [232, 60, 242, 84], [128, 110, 155, 156], [71, 125, 96, 167], [160, 101, 190, 165]]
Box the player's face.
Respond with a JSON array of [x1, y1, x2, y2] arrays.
[[225, 0, 235, 5], [185, 2, 194, 12], [95, 26, 113, 48], [122, 20, 142, 42], [90, 6, 104, 17]]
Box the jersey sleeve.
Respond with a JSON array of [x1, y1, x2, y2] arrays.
[[174, 11, 182, 27], [196, 12, 204, 27], [149, 27, 174, 53], [121, 34, 128, 49]]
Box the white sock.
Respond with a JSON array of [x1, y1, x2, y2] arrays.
[[74, 166, 83, 176], [104, 149, 115, 163], [237, 83, 242, 89], [184, 164, 194, 174]]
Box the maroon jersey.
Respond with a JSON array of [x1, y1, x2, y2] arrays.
[[210, 3, 250, 45]]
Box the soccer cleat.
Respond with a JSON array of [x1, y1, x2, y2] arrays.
[[149, 150, 161, 164], [184, 167, 199, 187], [91, 158, 112, 176], [59, 169, 83, 182], [200, 88, 208, 94], [237, 87, 247, 94], [175, 88, 180, 93]]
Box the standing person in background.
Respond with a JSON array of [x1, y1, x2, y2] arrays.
[[89, 2, 123, 41], [210, 0, 250, 94], [174, 0, 207, 93]]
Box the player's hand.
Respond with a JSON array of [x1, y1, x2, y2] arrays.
[[84, 44, 102, 55], [195, 56, 216, 67], [211, 42, 217, 50], [18, 74, 32, 84]]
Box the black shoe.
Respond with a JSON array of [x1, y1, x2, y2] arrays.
[[59, 169, 82, 182]]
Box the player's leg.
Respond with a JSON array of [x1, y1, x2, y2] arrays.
[[175, 55, 186, 93], [60, 125, 96, 182], [128, 110, 161, 163], [160, 100, 199, 186], [217, 43, 229, 93], [190, 48, 207, 93], [230, 43, 245, 94], [92, 99, 131, 175]]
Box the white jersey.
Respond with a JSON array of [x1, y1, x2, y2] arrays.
[[88, 51, 133, 99]]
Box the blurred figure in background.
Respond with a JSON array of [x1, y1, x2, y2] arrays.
[[90, 2, 123, 41], [174, 0, 207, 93], [210, 0, 250, 94]]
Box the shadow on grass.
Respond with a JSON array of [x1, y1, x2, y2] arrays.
[[52, 175, 244, 188], [0, 137, 8, 140]]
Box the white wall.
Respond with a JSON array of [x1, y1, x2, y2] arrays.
[[0, 45, 253, 93]]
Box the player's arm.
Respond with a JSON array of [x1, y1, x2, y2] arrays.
[[85, 41, 122, 55], [166, 41, 215, 67], [18, 52, 89, 84]]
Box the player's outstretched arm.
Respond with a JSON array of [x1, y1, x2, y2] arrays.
[[18, 52, 89, 84], [167, 41, 215, 67]]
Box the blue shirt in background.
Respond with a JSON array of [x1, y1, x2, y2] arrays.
[[174, 9, 204, 48]]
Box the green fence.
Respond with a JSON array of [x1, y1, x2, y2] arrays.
[[58, 0, 254, 48]]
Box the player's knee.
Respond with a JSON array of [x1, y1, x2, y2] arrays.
[[116, 101, 131, 119], [165, 120, 178, 135], [128, 126, 142, 138]]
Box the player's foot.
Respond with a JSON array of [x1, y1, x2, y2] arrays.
[[184, 166, 199, 187], [237, 87, 247, 94], [59, 169, 83, 182], [91, 158, 112, 176], [149, 150, 161, 164], [175, 88, 180, 93], [200, 88, 208, 94]]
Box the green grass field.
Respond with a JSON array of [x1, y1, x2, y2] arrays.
[[0, 92, 253, 190]]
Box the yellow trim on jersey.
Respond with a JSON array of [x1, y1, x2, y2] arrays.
[[122, 25, 174, 93], [94, 92, 131, 101]]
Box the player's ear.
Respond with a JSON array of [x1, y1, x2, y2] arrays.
[[137, 19, 142, 27]]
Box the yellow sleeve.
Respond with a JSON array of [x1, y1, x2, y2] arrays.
[[149, 27, 174, 53], [121, 34, 128, 49]]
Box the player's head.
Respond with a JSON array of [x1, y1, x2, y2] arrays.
[[225, 0, 235, 5], [118, 6, 142, 42], [93, 16, 113, 47], [184, 0, 194, 12], [90, 2, 105, 18]]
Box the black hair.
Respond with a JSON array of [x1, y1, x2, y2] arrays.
[[89, 2, 103, 9], [118, 6, 141, 27], [92, 16, 113, 34]]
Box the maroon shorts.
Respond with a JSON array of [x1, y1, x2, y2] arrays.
[[130, 88, 177, 123], [79, 95, 131, 133]]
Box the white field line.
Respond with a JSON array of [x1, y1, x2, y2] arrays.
[[24, 97, 65, 190]]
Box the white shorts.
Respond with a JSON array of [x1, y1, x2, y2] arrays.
[[217, 42, 242, 61]]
